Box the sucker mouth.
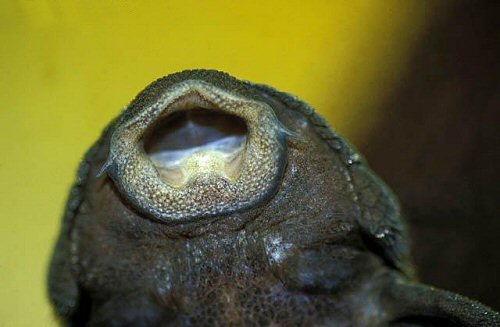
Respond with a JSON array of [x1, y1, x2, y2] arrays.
[[105, 79, 287, 224], [142, 109, 248, 187]]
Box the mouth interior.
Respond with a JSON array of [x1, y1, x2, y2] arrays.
[[142, 108, 248, 186]]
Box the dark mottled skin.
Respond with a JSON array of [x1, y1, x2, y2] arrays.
[[48, 70, 500, 326]]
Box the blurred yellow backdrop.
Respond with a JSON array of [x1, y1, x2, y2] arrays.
[[0, 1, 437, 325]]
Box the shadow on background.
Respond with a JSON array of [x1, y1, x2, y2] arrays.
[[359, 1, 500, 309]]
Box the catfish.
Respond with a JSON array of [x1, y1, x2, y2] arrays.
[[48, 70, 500, 326]]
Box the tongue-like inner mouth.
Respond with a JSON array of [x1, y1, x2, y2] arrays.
[[142, 109, 248, 187]]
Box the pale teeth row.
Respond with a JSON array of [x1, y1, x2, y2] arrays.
[[150, 135, 246, 169]]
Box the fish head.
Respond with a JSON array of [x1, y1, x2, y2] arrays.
[[97, 70, 356, 236]]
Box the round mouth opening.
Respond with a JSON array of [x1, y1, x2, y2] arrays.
[[142, 108, 248, 186]]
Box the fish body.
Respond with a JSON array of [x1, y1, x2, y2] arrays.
[[49, 70, 499, 326]]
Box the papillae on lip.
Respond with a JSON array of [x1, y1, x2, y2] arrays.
[[103, 80, 288, 224]]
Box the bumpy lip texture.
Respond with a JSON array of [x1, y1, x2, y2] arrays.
[[103, 79, 287, 224]]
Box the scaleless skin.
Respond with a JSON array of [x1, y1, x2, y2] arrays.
[[48, 70, 500, 326]]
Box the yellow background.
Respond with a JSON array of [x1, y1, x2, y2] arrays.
[[0, 1, 438, 325]]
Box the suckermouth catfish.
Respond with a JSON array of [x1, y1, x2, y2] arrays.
[[48, 70, 500, 326]]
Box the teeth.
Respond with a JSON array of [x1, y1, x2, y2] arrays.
[[149, 135, 246, 169], [149, 135, 246, 187]]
